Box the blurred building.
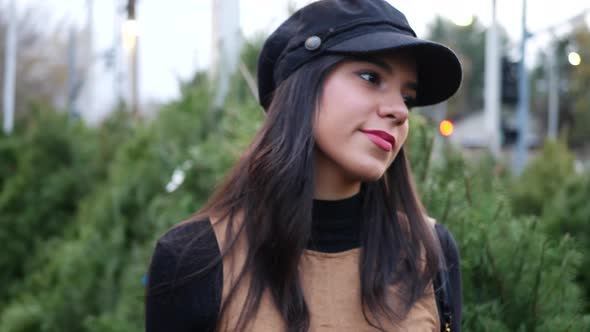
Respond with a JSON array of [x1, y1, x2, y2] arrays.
[[449, 110, 541, 151]]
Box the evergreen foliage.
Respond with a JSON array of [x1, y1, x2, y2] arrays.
[[411, 129, 589, 331], [509, 140, 576, 216], [511, 139, 590, 314], [0, 109, 103, 309]]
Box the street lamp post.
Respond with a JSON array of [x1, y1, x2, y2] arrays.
[[125, 0, 139, 117], [514, 0, 530, 175], [3, 0, 17, 135], [210, 0, 242, 110], [484, 0, 501, 157], [547, 41, 559, 140]]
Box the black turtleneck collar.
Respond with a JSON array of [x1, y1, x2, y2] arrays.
[[307, 192, 363, 253]]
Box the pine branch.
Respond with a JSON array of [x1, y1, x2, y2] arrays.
[[463, 174, 473, 207], [419, 133, 434, 183], [485, 240, 506, 307], [528, 239, 548, 332], [440, 187, 452, 225], [484, 202, 507, 310], [513, 220, 534, 285]]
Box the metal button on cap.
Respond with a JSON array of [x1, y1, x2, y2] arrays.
[[305, 36, 321, 51]]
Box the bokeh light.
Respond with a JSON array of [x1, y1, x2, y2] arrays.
[[568, 51, 582, 66], [439, 120, 455, 137]]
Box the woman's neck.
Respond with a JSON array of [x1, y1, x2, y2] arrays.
[[313, 155, 361, 200], [314, 181, 361, 200]]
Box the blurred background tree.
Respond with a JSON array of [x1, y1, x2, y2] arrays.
[[0, 7, 72, 123], [530, 21, 590, 151], [561, 22, 590, 148]]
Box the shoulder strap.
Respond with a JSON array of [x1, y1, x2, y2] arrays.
[[433, 224, 453, 332]]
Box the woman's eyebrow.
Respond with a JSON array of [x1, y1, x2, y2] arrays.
[[352, 55, 419, 87], [352, 55, 393, 74], [350, 55, 419, 91]]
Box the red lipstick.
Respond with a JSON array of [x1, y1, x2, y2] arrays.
[[361, 130, 395, 152]]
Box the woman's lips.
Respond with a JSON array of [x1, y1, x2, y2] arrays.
[[361, 130, 395, 152]]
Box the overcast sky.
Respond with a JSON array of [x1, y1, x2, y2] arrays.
[[5, 0, 590, 116]]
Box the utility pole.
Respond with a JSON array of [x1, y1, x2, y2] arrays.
[[3, 0, 17, 135], [484, 0, 501, 157], [210, 0, 242, 110], [113, 0, 125, 104], [67, 27, 80, 118], [82, 0, 94, 120], [514, 0, 530, 174], [547, 40, 559, 140], [126, 0, 139, 116]]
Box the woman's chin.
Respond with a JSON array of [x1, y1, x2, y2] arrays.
[[359, 172, 387, 182], [346, 163, 389, 182]]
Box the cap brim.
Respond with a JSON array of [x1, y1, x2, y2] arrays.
[[327, 31, 462, 107]]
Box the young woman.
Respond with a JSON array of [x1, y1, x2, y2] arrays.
[[145, 0, 463, 331]]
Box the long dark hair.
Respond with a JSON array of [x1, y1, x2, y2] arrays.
[[165, 54, 441, 332]]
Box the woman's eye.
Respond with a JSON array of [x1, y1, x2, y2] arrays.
[[359, 72, 380, 85]]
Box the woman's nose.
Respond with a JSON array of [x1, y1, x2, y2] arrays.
[[377, 94, 409, 125]]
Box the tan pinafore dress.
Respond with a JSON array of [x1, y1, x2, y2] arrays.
[[211, 218, 440, 332]]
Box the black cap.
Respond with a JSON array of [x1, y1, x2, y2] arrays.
[[257, 0, 463, 110]]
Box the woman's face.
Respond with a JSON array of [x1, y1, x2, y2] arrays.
[[313, 51, 417, 188]]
